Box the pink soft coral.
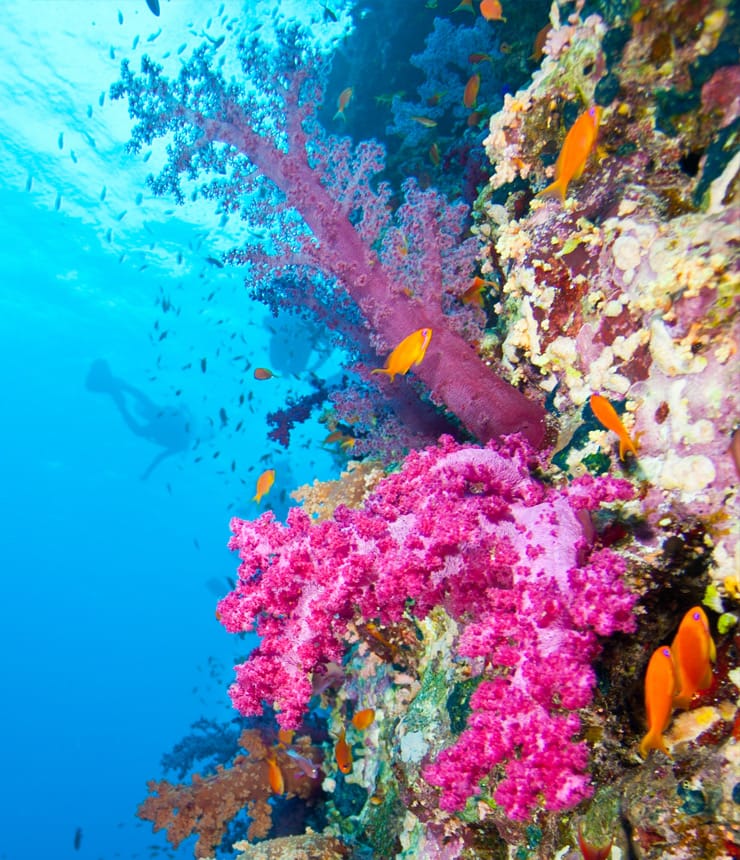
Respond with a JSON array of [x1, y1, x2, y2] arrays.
[[218, 434, 637, 817]]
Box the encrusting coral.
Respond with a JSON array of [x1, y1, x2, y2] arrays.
[[475, 0, 739, 585]]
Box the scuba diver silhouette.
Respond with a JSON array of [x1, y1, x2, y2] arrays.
[[85, 359, 193, 480]]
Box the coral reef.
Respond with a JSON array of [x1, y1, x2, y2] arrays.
[[128, 0, 739, 857], [475, 0, 739, 585], [218, 434, 637, 822]]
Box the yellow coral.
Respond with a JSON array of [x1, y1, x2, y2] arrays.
[[291, 460, 385, 521]]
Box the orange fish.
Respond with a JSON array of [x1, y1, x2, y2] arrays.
[[671, 606, 716, 709], [266, 752, 285, 794], [461, 276, 495, 307], [469, 52, 493, 64], [429, 142, 440, 167], [589, 394, 638, 460], [467, 110, 486, 128], [463, 73, 480, 109], [640, 645, 677, 757], [253, 468, 275, 503], [531, 22, 552, 61], [480, 0, 506, 21], [254, 367, 277, 380], [351, 708, 375, 731], [335, 727, 352, 774], [539, 105, 603, 202], [371, 328, 432, 382], [334, 86, 353, 121]]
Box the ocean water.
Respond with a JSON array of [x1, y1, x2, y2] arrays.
[[0, 2, 346, 858]]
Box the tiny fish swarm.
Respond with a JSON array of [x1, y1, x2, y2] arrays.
[[218, 435, 637, 819]]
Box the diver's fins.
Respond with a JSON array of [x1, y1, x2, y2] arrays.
[[85, 359, 118, 393]]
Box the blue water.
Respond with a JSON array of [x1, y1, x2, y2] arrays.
[[0, 2, 345, 857]]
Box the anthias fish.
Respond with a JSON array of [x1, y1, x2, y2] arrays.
[[589, 393, 638, 460], [253, 468, 275, 504], [539, 106, 602, 202], [372, 328, 432, 382], [640, 645, 676, 757], [671, 606, 716, 708]]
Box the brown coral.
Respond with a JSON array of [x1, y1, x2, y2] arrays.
[[290, 460, 385, 521], [138, 729, 322, 858]]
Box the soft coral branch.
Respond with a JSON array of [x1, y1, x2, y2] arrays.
[[111, 27, 547, 446]]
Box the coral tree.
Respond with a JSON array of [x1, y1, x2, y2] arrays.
[[218, 434, 637, 819], [110, 25, 547, 448], [138, 729, 321, 858]]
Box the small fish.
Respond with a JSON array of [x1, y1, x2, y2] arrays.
[[463, 73, 480, 109], [253, 468, 275, 504], [334, 87, 353, 121], [538, 106, 603, 202], [480, 0, 506, 21], [589, 394, 637, 460], [461, 276, 495, 307], [453, 0, 475, 13], [351, 708, 375, 730], [146, 0, 161, 17], [531, 22, 552, 61], [254, 367, 277, 380], [640, 645, 676, 757], [200, 357, 207, 373], [371, 328, 432, 382], [410, 115, 437, 128], [468, 52, 493, 64], [334, 727, 352, 774], [671, 606, 716, 709], [285, 748, 320, 778], [58, 132, 64, 150], [73, 827, 82, 850], [467, 110, 486, 128], [266, 753, 284, 794], [429, 142, 440, 166], [324, 430, 353, 446], [321, 3, 338, 22]]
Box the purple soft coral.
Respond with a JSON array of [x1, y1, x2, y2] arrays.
[[218, 434, 637, 818], [111, 27, 546, 446]]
